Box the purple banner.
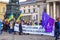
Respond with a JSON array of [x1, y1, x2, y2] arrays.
[[42, 12, 50, 28], [45, 18, 54, 32]]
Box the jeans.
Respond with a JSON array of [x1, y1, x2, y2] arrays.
[[9, 29, 14, 34], [55, 29, 60, 40], [0, 30, 2, 34]]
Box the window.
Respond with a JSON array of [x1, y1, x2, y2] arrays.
[[36, 15, 38, 20], [9, 0, 11, 2], [44, 0, 46, 3], [7, 6, 11, 10], [33, 5, 35, 7], [3, 7, 5, 13], [33, 8, 35, 13], [24, 10, 25, 13], [16, 2, 19, 4], [24, 7, 25, 8], [37, 5, 40, 7], [28, 9, 30, 13]]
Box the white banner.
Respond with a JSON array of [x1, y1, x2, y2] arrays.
[[22, 25, 54, 36], [14, 23, 19, 32]]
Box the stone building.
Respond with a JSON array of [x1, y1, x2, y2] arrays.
[[20, 0, 46, 23], [0, 2, 7, 20], [46, 0, 60, 19], [20, 0, 60, 22], [1, 0, 60, 22]]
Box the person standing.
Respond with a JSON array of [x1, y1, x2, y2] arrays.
[[0, 20, 3, 34], [55, 18, 60, 40], [14, 22, 19, 34], [5, 21, 10, 32], [18, 20, 22, 35], [9, 21, 14, 33], [3, 20, 6, 32]]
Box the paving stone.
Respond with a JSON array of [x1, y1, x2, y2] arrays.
[[0, 32, 57, 40]]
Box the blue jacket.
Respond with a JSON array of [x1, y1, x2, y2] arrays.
[[55, 22, 60, 33], [0, 22, 3, 30]]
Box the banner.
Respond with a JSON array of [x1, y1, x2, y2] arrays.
[[42, 11, 50, 28], [22, 25, 54, 36], [42, 11, 54, 33], [14, 23, 19, 32], [45, 18, 54, 32]]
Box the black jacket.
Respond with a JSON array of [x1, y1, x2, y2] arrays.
[[55, 22, 59, 29], [19, 23, 22, 32]]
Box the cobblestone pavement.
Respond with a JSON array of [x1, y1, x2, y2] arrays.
[[0, 32, 60, 40]]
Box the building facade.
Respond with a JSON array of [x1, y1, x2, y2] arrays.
[[20, 0, 46, 23], [20, 0, 60, 23], [0, 2, 7, 20], [46, 0, 60, 19], [1, 0, 59, 22]]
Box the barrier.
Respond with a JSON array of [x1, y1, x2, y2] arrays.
[[22, 25, 54, 36]]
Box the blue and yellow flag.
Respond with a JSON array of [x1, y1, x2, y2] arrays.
[[16, 14, 23, 22], [16, 10, 23, 22], [8, 11, 14, 22]]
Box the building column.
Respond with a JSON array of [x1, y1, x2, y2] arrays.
[[50, 5, 53, 18], [47, 3, 50, 15], [53, 2, 56, 19], [38, 7, 40, 25], [56, 5, 59, 18]]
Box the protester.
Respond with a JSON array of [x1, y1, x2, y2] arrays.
[[39, 20, 42, 25], [14, 22, 19, 34], [0, 20, 3, 34], [3, 20, 6, 32], [35, 21, 38, 25], [9, 20, 14, 33], [24, 21, 27, 25], [5, 20, 10, 32], [18, 20, 22, 35], [29, 21, 32, 25], [55, 18, 60, 40]]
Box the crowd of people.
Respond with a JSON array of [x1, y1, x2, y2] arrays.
[[0, 19, 42, 35], [0, 18, 60, 40], [0, 19, 22, 35]]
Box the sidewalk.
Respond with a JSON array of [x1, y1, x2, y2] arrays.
[[0, 32, 59, 40]]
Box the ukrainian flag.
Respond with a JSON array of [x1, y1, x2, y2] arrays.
[[8, 11, 14, 22], [16, 14, 23, 22]]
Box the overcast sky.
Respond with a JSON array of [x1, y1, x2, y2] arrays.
[[0, 0, 27, 3]]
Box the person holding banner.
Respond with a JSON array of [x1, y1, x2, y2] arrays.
[[14, 22, 19, 34], [9, 20, 14, 33], [55, 18, 60, 40]]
